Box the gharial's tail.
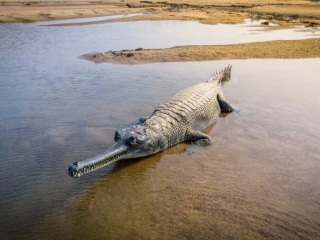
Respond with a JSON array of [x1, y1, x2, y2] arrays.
[[207, 65, 232, 86]]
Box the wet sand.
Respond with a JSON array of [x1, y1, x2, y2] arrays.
[[81, 38, 320, 65]]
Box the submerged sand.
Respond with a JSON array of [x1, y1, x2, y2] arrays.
[[22, 59, 320, 240]]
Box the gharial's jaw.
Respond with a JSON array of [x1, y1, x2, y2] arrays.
[[68, 144, 128, 178], [68, 124, 160, 178]]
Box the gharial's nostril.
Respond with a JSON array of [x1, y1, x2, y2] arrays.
[[73, 162, 78, 166]]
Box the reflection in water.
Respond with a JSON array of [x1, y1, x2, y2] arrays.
[[0, 17, 320, 239]]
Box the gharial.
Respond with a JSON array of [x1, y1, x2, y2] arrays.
[[68, 65, 234, 177]]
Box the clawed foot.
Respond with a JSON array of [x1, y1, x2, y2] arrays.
[[186, 138, 213, 155], [193, 138, 213, 146], [186, 142, 212, 155]]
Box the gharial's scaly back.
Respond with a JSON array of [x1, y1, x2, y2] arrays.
[[207, 65, 232, 86], [68, 65, 234, 178]]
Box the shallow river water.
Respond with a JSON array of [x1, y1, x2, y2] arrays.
[[0, 16, 320, 240]]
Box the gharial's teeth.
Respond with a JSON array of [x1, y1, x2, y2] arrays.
[[78, 152, 127, 175]]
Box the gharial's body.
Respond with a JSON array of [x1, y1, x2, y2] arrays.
[[68, 65, 234, 177]]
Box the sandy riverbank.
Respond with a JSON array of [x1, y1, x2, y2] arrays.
[[1, 0, 320, 63], [1, 0, 319, 26], [81, 38, 320, 65], [0, 1, 142, 23]]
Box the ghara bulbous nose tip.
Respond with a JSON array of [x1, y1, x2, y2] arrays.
[[68, 162, 79, 177]]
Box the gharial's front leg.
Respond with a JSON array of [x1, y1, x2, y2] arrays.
[[186, 129, 213, 146], [185, 129, 213, 155], [139, 117, 149, 123]]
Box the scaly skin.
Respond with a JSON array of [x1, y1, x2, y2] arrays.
[[68, 65, 234, 177]]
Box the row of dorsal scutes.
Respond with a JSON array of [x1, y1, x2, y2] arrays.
[[207, 65, 232, 84], [150, 109, 186, 146], [146, 83, 217, 147], [173, 83, 214, 109], [156, 84, 214, 119]]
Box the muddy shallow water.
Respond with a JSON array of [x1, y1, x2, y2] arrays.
[[25, 59, 320, 240], [0, 17, 320, 240]]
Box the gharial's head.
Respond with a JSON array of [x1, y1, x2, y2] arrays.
[[113, 124, 159, 158], [68, 124, 163, 177]]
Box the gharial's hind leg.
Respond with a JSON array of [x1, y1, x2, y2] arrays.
[[218, 93, 250, 116], [217, 92, 234, 113]]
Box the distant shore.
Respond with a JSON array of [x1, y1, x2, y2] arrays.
[[81, 39, 320, 65], [1, 0, 319, 27], [2, 0, 320, 63]]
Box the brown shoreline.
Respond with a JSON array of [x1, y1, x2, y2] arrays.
[[1, 1, 320, 27], [0, 2, 142, 23], [81, 39, 320, 65], [1, 1, 320, 64]]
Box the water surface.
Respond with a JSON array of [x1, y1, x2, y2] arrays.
[[0, 17, 320, 240]]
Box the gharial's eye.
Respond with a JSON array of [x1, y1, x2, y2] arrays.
[[129, 136, 137, 145], [137, 135, 145, 142], [114, 130, 121, 141]]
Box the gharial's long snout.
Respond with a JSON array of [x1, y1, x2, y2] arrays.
[[68, 144, 128, 178], [68, 124, 158, 178]]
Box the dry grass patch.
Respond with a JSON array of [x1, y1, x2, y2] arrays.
[[1, 0, 319, 24], [0, 3, 141, 23], [250, 4, 320, 16], [51, 8, 249, 26], [154, 0, 314, 6]]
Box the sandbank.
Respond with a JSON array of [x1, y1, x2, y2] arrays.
[[81, 39, 320, 65], [1, 0, 320, 63]]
